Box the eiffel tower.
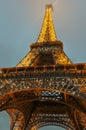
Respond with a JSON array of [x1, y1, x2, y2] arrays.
[[0, 4, 86, 130]]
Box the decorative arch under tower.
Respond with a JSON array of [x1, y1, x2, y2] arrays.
[[0, 4, 86, 130]]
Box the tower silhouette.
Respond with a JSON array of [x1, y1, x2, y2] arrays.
[[0, 4, 86, 130]]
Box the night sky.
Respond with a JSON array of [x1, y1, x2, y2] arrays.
[[0, 0, 86, 130]]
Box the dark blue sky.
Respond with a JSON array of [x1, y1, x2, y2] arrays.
[[0, 0, 86, 130]]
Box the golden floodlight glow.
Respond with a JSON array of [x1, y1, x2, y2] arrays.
[[0, 4, 86, 130], [37, 4, 57, 42]]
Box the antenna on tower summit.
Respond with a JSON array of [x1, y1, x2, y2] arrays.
[[46, 4, 53, 11]]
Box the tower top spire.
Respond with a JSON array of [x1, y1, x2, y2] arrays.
[[46, 4, 53, 11], [37, 4, 58, 43]]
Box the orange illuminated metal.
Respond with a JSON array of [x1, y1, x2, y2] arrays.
[[0, 4, 86, 130], [37, 4, 57, 42]]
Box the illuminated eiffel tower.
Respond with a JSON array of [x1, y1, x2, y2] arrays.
[[0, 4, 86, 130]]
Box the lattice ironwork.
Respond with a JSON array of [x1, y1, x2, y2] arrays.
[[0, 4, 86, 130], [37, 4, 57, 43]]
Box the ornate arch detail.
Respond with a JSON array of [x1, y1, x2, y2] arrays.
[[7, 109, 25, 130]]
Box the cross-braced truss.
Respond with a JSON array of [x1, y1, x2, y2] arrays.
[[0, 4, 86, 130], [0, 64, 86, 130]]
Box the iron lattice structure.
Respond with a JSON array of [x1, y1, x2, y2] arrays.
[[0, 4, 86, 130]]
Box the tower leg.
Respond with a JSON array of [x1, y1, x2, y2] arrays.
[[71, 109, 83, 130], [7, 109, 25, 130]]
